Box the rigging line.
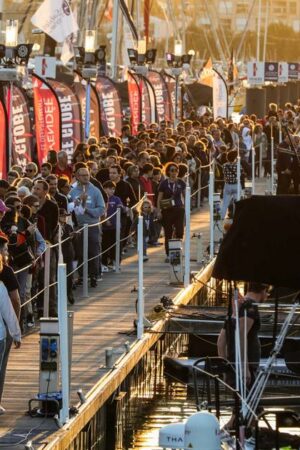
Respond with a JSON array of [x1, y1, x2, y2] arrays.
[[203, 0, 226, 62], [18, 0, 34, 35], [97, 0, 110, 28], [212, 0, 231, 59], [236, 0, 257, 61], [166, 0, 180, 41]]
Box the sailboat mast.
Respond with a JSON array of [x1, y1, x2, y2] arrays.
[[256, 0, 262, 61]]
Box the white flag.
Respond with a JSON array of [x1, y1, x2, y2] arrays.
[[31, 0, 78, 43]]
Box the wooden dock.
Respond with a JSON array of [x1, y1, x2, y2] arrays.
[[0, 204, 212, 449]]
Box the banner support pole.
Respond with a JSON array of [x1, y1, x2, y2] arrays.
[[111, 0, 120, 80]]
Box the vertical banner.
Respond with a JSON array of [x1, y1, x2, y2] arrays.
[[32, 74, 61, 166], [264, 62, 279, 82], [47, 79, 83, 162], [0, 99, 7, 178], [127, 71, 141, 135], [278, 62, 288, 83], [147, 70, 170, 123], [133, 74, 156, 127], [213, 72, 228, 120], [4, 85, 33, 171], [247, 61, 264, 85], [73, 72, 101, 142], [163, 73, 176, 123], [143, 76, 157, 124], [288, 63, 299, 80], [96, 76, 123, 136]]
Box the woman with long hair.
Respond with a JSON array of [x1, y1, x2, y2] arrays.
[[157, 162, 186, 262]]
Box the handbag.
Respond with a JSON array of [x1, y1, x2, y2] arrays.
[[160, 198, 174, 210], [10, 242, 34, 268]]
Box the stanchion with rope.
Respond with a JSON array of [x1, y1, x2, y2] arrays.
[[209, 160, 215, 259], [184, 181, 191, 288], [137, 215, 144, 340]]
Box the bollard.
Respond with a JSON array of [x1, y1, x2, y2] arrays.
[[251, 146, 255, 195], [105, 347, 114, 369], [184, 185, 191, 288], [57, 263, 70, 424], [137, 215, 144, 340], [115, 207, 121, 273], [43, 244, 51, 318], [237, 155, 241, 200], [197, 167, 202, 209], [271, 136, 275, 195], [83, 224, 89, 297], [209, 164, 214, 259], [259, 143, 263, 178]]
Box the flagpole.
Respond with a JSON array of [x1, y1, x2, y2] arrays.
[[111, 0, 120, 80]]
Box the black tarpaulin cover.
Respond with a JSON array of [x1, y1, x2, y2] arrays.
[[212, 196, 300, 288]]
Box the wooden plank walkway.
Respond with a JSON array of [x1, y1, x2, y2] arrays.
[[0, 180, 268, 449], [0, 203, 211, 449]]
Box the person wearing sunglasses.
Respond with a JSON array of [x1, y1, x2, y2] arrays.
[[25, 163, 38, 180], [157, 162, 186, 262]]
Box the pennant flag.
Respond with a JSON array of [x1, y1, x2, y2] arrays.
[[73, 72, 101, 141], [47, 79, 83, 162], [0, 99, 7, 178], [4, 85, 33, 171], [127, 71, 141, 135], [95, 76, 123, 136], [198, 57, 213, 88], [32, 74, 61, 165], [144, 0, 151, 47], [31, 0, 78, 43]]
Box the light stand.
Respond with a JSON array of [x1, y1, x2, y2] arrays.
[[127, 47, 157, 76], [165, 49, 193, 126]]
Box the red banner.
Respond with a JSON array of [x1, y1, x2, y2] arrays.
[[47, 79, 83, 162], [32, 74, 61, 165], [147, 70, 171, 123], [136, 75, 156, 127], [163, 73, 176, 123], [73, 72, 101, 141], [4, 85, 33, 171], [95, 76, 123, 136], [127, 71, 141, 135], [0, 99, 7, 178]]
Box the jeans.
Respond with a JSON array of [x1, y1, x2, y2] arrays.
[[221, 183, 239, 219], [0, 339, 5, 372], [161, 207, 185, 256], [77, 225, 101, 279], [0, 332, 11, 401]]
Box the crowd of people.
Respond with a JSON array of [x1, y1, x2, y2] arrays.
[[0, 99, 299, 414]]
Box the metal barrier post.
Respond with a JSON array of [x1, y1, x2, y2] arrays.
[[251, 146, 255, 195], [83, 224, 89, 297], [209, 163, 214, 259], [57, 263, 70, 424], [43, 244, 51, 317], [184, 185, 191, 288], [137, 215, 144, 340], [271, 136, 274, 195], [197, 167, 202, 209], [237, 155, 241, 201], [259, 143, 263, 178], [115, 207, 121, 273]]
